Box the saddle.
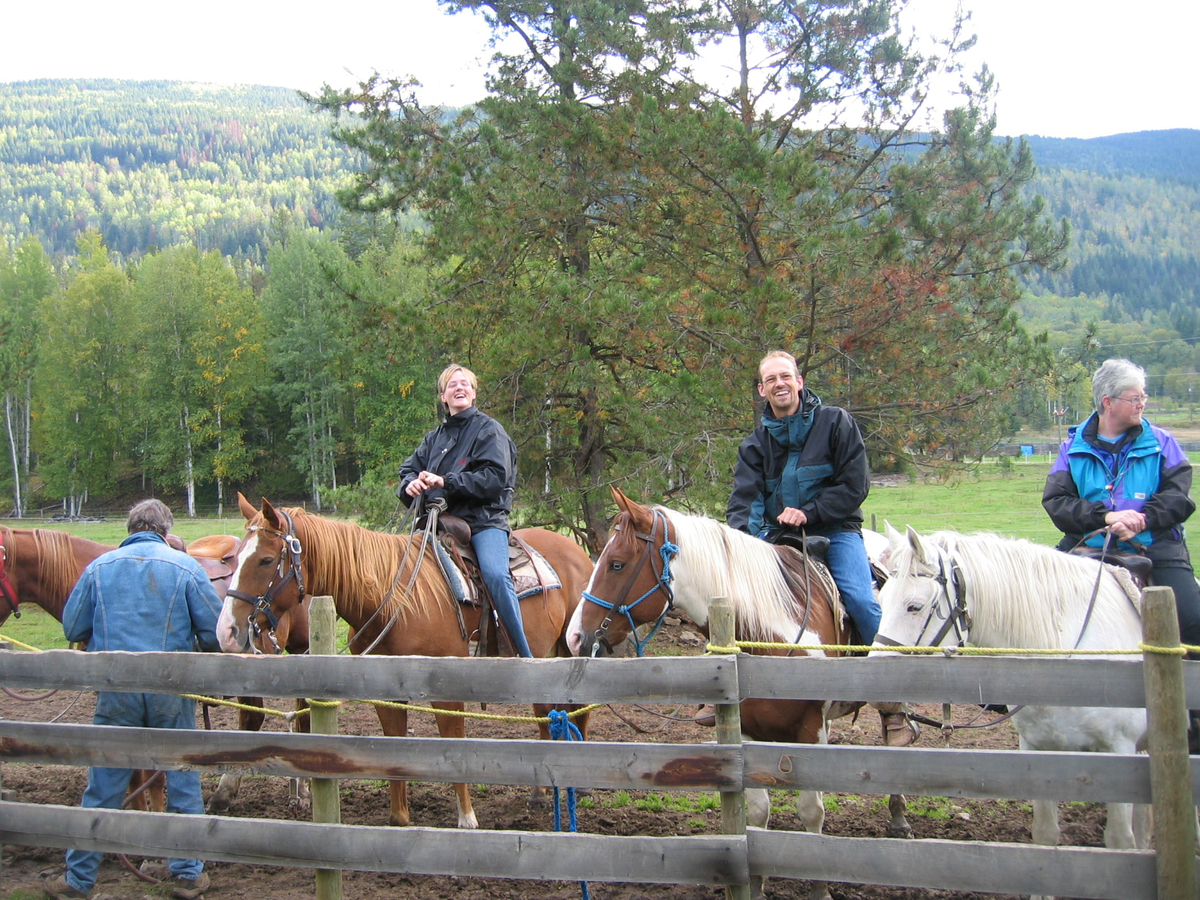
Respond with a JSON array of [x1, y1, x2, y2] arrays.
[[771, 531, 830, 563], [434, 514, 560, 656], [184, 534, 239, 598], [1069, 546, 1154, 587]]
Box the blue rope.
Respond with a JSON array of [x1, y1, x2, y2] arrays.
[[548, 710, 589, 900]]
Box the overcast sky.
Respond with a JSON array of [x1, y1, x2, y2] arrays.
[[2, 1, 1193, 140]]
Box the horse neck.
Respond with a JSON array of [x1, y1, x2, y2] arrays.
[[7, 530, 107, 622], [670, 515, 818, 643], [937, 535, 1138, 650]]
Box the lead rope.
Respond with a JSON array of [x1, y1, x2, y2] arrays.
[[548, 709, 589, 900]]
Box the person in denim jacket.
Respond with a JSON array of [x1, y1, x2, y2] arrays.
[[46, 499, 222, 900]]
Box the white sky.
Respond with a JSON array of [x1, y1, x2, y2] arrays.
[[2, 0, 1194, 140]]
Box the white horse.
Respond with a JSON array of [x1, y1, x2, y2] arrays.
[[871, 524, 1151, 880]]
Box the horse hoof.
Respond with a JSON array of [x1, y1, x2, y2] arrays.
[[205, 797, 231, 815], [889, 823, 913, 839]]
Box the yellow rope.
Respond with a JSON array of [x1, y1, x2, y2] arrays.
[[723, 639, 1200, 656], [0, 633, 43, 652]]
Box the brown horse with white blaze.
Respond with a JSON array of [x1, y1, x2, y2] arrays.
[[217, 493, 594, 829], [566, 487, 909, 900]]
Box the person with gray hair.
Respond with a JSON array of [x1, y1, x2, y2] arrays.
[[1043, 358, 1200, 743], [46, 501, 222, 900]]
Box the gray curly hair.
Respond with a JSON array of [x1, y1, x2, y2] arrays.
[[126, 499, 174, 536]]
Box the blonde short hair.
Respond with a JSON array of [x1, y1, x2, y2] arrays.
[[437, 363, 478, 395], [757, 350, 799, 382]]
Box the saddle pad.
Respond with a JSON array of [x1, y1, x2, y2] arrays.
[[513, 542, 562, 600], [434, 539, 562, 604]]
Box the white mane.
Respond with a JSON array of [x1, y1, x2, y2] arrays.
[[892, 531, 1143, 650], [655, 507, 841, 642]]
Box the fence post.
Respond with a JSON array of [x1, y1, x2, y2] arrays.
[[309, 595, 343, 900], [709, 596, 750, 900], [1141, 584, 1198, 900]]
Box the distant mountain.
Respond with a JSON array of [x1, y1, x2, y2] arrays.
[[1017, 129, 1200, 332], [0, 79, 359, 261], [1021, 129, 1200, 184], [1, 80, 1194, 335]]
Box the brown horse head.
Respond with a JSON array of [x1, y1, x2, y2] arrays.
[[218, 493, 308, 653], [570, 486, 680, 658]]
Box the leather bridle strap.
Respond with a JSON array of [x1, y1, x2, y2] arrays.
[[0, 528, 20, 620], [225, 509, 304, 647]]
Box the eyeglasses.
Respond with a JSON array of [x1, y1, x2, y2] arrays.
[[1113, 394, 1149, 408]]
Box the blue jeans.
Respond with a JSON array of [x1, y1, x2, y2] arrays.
[[65, 693, 205, 894], [826, 531, 881, 643], [471, 527, 532, 657]]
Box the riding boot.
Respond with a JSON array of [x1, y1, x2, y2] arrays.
[[879, 709, 920, 747], [693, 705, 717, 727]]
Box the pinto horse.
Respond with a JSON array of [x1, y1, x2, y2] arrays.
[[565, 487, 908, 900], [872, 524, 1151, 869], [216, 493, 594, 829], [0, 525, 284, 814]]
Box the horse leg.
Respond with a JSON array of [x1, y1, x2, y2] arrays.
[[431, 701, 478, 829], [207, 698, 266, 814], [1028, 798, 1061, 900], [887, 793, 911, 838], [289, 698, 312, 815], [125, 770, 165, 812], [796, 791, 834, 900], [745, 787, 771, 900], [1102, 801, 1138, 849], [372, 703, 412, 826]]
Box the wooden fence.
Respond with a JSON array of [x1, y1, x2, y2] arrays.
[[1, 592, 1199, 900]]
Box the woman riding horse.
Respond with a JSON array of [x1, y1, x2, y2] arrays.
[[398, 363, 532, 658]]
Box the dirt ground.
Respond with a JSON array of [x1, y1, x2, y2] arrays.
[[0, 620, 1106, 900]]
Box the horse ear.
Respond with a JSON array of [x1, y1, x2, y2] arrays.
[[609, 485, 653, 530], [905, 524, 932, 566], [237, 492, 257, 521], [260, 497, 283, 530], [884, 520, 903, 548]]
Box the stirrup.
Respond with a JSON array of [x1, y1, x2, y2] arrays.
[[880, 711, 920, 747]]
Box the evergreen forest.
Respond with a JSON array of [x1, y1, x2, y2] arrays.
[[0, 3, 1197, 549]]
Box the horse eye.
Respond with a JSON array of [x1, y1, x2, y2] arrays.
[[258, 556, 274, 567], [906, 601, 923, 614], [610, 561, 625, 572]]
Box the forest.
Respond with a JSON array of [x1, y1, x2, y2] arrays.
[[0, 3, 1197, 550]]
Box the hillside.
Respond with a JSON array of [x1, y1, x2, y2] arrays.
[[1, 80, 1196, 333], [1019, 128, 1200, 332], [0, 79, 359, 261]]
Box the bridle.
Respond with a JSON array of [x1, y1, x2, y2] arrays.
[[225, 509, 304, 654], [582, 508, 679, 658], [0, 528, 20, 621], [874, 541, 970, 651]]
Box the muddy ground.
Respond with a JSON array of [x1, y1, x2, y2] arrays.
[[0, 620, 1106, 900]]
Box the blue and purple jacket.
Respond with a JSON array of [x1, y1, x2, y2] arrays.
[[1042, 413, 1194, 564]]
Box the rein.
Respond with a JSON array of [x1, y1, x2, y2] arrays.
[[225, 509, 304, 654], [0, 527, 21, 620], [582, 509, 679, 657], [874, 539, 970, 651]]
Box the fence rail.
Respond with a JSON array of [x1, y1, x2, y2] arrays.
[[2, 597, 1199, 900]]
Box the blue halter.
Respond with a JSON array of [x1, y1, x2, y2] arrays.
[[582, 508, 679, 657]]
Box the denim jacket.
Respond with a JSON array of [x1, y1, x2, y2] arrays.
[[62, 531, 223, 652]]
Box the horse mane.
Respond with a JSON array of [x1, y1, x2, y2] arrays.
[[269, 507, 451, 624], [27, 529, 85, 611], [652, 507, 845, 643], [896, 531, 1142, 649]]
